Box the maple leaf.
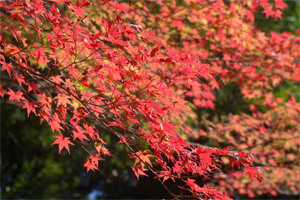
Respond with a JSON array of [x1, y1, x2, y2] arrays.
[[105, 35, 128, 46], [274, 0, 287, 10], [73, 128, 88, 142], [109, 1, 130, 12], [55, 93, 71, 107], [246, 166, 264, 182], [125, 43, 138, 56], [101, 0, 110, 4], [108, 121, 124, 130], [94, 140, 103, 154], [77, 0, 91, 7], [51, 75, 64, 85], [48, 115, 63, 133], [50, 0, 72, 3], [273, 9, 282, 20], [52, 134, 74, 154], [185, 178, 201, 193], [83, 124, 97, 139], [22, 100, 37, 117], [94, 142, 111, 156], [13, 74, 25, 86], [138, 29, 159, 43], [0, 61, 15, 78], [81, 76, 91, 88], [7, 89, 23, 107], [131, 164, 148, 180], [90, 153, 104, 167], [0, 83, 6, 98], [246, 10, 254, 22], [134, 150, 153, 168], [292, 72, 300, 81], [36, 93, 51, 108], [150, 45, 160, 57], [262, 7, 274, 19], [31, 47, 48, 64], [84, 159, 99, 172], [26, 82, 40, 94], [259, 0, 270, 6], [68, 3, 87, 18], [117, 135, 136, 144], [159, 170, 175, 182]]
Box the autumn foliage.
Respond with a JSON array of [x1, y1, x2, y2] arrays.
[[1, 0, 299, 199]]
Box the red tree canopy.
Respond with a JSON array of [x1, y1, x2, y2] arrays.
[[1, 0, 299, 199]]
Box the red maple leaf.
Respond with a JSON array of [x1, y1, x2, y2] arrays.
[[94, 142, 111, 156], [81, 76, 91, 88], [109, 1, 130, 12], [52, 134, 74, 154], [246, 167, 264, 182], [159, 170, 175, 182], [83, 159, 99, 172], [83, 124, 97, 139], [262, 7, 274, 19], [150, 45, 160, 57], [7, 89, 23, 107], [14, 74, 25, 86], [55, 93, 71, 107], [49, 115, 63, 133], [77, 0, 91, 7], [73, 128, 88, 142], [68, 3, 87, 18], [90, 153, 104, 166], [108, 121, 124, 130], [117, 135, 135, 144], [0, 83, 6, 97], [274, 0, 287, 10], [1, 61, 15, 78], [125, 43, 138, 56], [22, 100, 37, 117], [50, 0, 72, 3], [138, 29, 159, 43], [26, 82, 40, 94], [185, 178, 201, 193], [273, 9, 282, 20], [134, 150, 153, 168], [131, 164, 148, 180]]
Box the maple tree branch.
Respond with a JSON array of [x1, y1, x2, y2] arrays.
[[83, 109, 179, 199], [2, 52, 181, 198], [0, 75, 13, 82], [2, 51, 274, 198]]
